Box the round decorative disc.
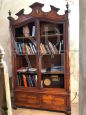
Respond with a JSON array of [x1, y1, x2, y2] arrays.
[[44, 78, 51, 86]]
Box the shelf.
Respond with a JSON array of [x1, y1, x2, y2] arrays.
[[17, 71, 37, 74], [15, 36, 36, 43], [16, 53, 36, 56], [41, 52, 64, 56], [16, 36, 35, 39], [41, 33, 63, 38], [42, 71, 64, 75]]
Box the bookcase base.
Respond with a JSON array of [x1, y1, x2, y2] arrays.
[[14, 90, 71, 114]]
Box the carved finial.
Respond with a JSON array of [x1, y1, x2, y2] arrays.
[[66, 2, 70, 13], [8, 10, 11, 17], [8, 10, 14, 21]]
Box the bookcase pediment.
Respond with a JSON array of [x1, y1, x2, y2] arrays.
[[8, 2, 68, 27]]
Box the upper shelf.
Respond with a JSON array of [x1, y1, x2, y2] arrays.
[[16, 33, 63, 38], [8, 2, 69, 27]]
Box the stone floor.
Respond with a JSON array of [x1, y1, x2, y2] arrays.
[[13, 103, 78, 115]]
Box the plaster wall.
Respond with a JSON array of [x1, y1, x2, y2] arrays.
[[80, 0, 86, 114]]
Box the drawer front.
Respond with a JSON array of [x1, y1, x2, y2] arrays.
[[40, 94, 66, 111], [15, 92, 39, 104], [41, 95, 53, 105], [53, 96, 65, 106]]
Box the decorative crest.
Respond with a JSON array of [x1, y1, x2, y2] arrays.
[[29, 2, 44, 9], [16, 9, 24, 17], [50, 5, 60, 13]]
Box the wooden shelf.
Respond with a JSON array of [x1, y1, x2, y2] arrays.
[[41, 53, 64, 56], [41, 33, 63, 38], [16, 36, 35, 39], [16, 53, 36, 56], [42, 71, 64, 74]]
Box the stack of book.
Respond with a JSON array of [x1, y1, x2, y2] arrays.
[[47, 66, 64, 72], [17, 67, 37, 73]]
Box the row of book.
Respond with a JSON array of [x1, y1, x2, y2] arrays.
[[15, 40, 64, 55], [40, 40, 64, 54], [15, 42, 36, 55], [17, 73, 37, 87]]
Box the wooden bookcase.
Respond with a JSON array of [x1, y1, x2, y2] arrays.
[[8, 2, 71, 115]]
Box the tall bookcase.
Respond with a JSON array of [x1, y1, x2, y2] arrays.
[[8, 2, 71, 115]]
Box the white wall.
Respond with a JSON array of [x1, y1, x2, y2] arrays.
[[0, 0, 79, 102]]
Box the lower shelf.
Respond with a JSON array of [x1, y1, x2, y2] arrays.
[[14, 91, 70, 112]]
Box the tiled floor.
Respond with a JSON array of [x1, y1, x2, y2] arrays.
[[13, 103, 78, 115]]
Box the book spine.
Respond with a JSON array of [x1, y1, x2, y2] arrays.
[[40, 43, 44, 54], [18, 43, 22, 54], [53, 45, 58, 54], [22, 74, 28, 87], [28, 75, 33, 87], [27, 75, 31, 87], [32, 26, 35, 36], [29, 43, 34, 54], [30, 75, 35, 87], [32, 44, 36, 54], [49, 42, 56, 54], [42, 44, 47, 54], [59, 41, 61, 54], [17, 73, 21, 86], [21, 43, 26, 54], [45, 44, 51, 54], [25, 44, 29, 54]]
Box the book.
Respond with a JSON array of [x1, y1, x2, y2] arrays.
[[27, 75, 32, 87], [45, 44, 51, 54], [30, 75, 35, 87], [53, 45, 58, 54], [25, 44, 30, 54], [16, 42, 22, 54], [40, 43, 44, 54], [42, 44, 47, 54], [28, 75, 33, 87], [22, 74, 28, 87], [48, 41, 56, 54], [32, 44, 36, 54], [29, 43, 35, 54], [17, 73, 22, 86], [59, 41, 61, 54], [21, 43, 26, 54], [32, 26, 35, 36], [17, 67, 28, 73]]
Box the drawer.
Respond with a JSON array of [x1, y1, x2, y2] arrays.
[[41, 95, 53, 105], [53, 96, 65, 106], [40, 94, 66, 111], [15, 92, 39, 104]]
